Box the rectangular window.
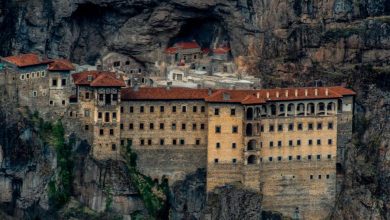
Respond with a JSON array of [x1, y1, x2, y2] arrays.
[[99, 129, 104, 136], [200, 124, 205, 130], [160, 106, 164, 112], [278, 141, 282, 147], [139, 123, 144, 130], [112, 144, 117, 151], [52, 79, 57, 87], [129, 106, 134, 113], [181, 123, 186, 130], [260, 125, 264, 132], [61, 79, 67, 86], [269, 125, 274, 132], [160, 139, 165, 145], [120, 124, 124, 130], [192, 123, 197, 130], [230, 108, 236, 116], [317, 122, 322, 130], [140, 139, 145, 146], [196, 139, 201, 145], [215, 126, 221, 133], [288, 123, 294, 131], [308, 123, 313, 130], [85, 92, 90, 99], [289, 156, 293, 161], [232, 126, 238, 133], [308, 140, 313, 146], [232, 143, 236, 149], [308, 155, 312, 160], [310, 175, 313, 180], [216, 143, 221, 148], [328, 122, 334, 130], [112, 94, 118, 101], [317, 155, 321, 160], [289, 140, 293, 147], [112, 112, 117, 120], [214, 159, 219, 163], [278, 156, 282, 161], [150, 106, 154, 113], [180, 139, 185, 145], [278, 124, 283, 132], [172, 106, 177, 113], [84, 109, 90, 117], [232, 159, 237, 164], [85, 125, 89, 131], [297, 155, 301, 160], [297, 140, 301, 146], [317, 139, 321, 145], [214, 108, 220, 115], [269, 157, 273, 162], [182, 106, 187, 113], [328, 154, 332, 159], [269, 141, 274, 148], [160, 123, 164, 130], [140, 106, 144, 113], [99, 94, 104, 101], [326, 175, 330, 179], [105, 112, 110, 122], [148, 139, 152, 146], [298, 123, 303, 130], [193, 106, 197, 113], [328, 139, 332, 145], [129, 123, 134, 130], [120, 106, 123, 113], [121, 139, 125, 146], [172, 123, 176, 130], [172, 139, 177, 145], [110, 129, 114, 136], [149, 123, 154, 130], [319, 175, 322, 179], [201, 106, 205, 113]]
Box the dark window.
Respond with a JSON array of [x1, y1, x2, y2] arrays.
[[172, 139, 177, 145], [196, 139, 201, 145], [160, 106, 165, 112], [278, 156, 282, 161], [231, 108, 236, 116], [308, 155, 312, 160], [172, 123, 176, 130], [269, 125, 274, 132], [140, 139, 145, 146], [260, 125, 264, 132], [192, 123, 197, 130], [298, 123, 303, 130], [160, 123, 164, 130], [148, 139, 152, 145], [130, 106, 134, 113], [121, 139, 125, 146], [181, 123, 186, 130], [99, 129, 104, 136], [289, 156, 293, 161], [317, 139, 321, 145], [317, 155, 321, 160], [139, 123, 144, 130], [232, 126, 238, 133], [308, 140, 313, 146], [150, 123, 154, 130], [150, 106, 154, 113], [120, 107, 124, 113], [317, 123, 322, 130], [289, 140, 293, 146], [269, 157, 273, 162], [328, 139, 332, 145], [85, 125, 89, 131], [52, 79, 57, 86], [180, 139, 185, 145], [214, 108, 220, 115], [110, 129, 114, 136], [214, 159, 219, 163], [270, 141, 274, 147], [105, 112, 110, 122], [200, 124, 205, 130], [215, 126, 221, 133], [288, 123, 294, 131], [112, 112, 117, 119], [86, 92, 90, 99], [308, 123, 313, 130], [129, 123, 134, 130], [120, 124, 124, 130], [328, 154, 332, 159], [326, 175, 330, 179], [232, 159, 237, 164], [310, 175, 313, 179], [112, 144, 116, 151], [232, 143, 236, 149], [172, 106, 177, 113], [297, 155, 301, 160], [278, 141, 282, 147], [278, 124, 283, 131], [318, 175, 322, 179], [201, 106, 205, 112], [140, 106, 144, 113], [216, 143, 221, 148], [297, 140, 301, 146], [328, 122, 334, 130], [98, 112, 103, 119], [99, 94, 104, 101], [193, 106, 197, 112], [182, 106, 187, 112], [112, 94, 118, 101]]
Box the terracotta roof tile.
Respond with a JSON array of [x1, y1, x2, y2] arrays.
[[174, 41, 200, 49], [72, 71, 126, 87], [48, 59, 75, 71], [213, 47, 230, 55], [121, 87, 211, 101], [1, 53, 52, 67]]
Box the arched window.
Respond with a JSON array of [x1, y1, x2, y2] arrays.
[[246, 107, 254, 120], [270, 104, 276, 116], [261, 105, 267, 116], [246, 123, 253, 136], [287, 103, 295, 116], [318, 102, 325, 115], [278, 104, 285, 116], [297, 103, 305, 116], [327, 102, 336, 114], [247, 155, 257, 165], [307, 103, 315, 115], [247, 140, 256, 151]]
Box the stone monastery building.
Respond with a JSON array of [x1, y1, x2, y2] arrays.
[[0, 54, 355, 219]]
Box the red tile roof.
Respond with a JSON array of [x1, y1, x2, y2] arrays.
[[213, 47, 230, 55], [120, 86, 355, 103], [72, 71, 126, 87], [165, 41, 201, 54], [48, 59, 75, 71], [121, 87, 211, 101], [1, 53, 52, 67], [165, 47, 177, 54]]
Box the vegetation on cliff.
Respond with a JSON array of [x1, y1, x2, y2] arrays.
[[123, 143, 170, 219]]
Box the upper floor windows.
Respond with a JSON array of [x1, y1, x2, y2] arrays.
[[231, 108, 236, 116], [214, 108, 220, 116]]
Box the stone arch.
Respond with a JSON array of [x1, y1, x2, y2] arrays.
[[246, 107, 254, 120], [246, 123, 253, 136], [317, 102, 325, 115], [278, 104, 285, 116], [327, 102, 336, 115], [247, 155, 257, 165], [247, 139, 257, 151], [297, 103, 305, 116], [307, 103, 315, 115], [270, 104, 277, 116], [287, 103, 295, 116], [261, 105, 267, 117]]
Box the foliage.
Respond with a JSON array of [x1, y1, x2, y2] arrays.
[[123, 143, 170, 219], [103, 186, 113, 212]]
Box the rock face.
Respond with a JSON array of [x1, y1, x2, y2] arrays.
[[0, 0, 389, 219]]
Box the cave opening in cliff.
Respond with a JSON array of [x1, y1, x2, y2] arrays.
[[168, 18, 229, 49]]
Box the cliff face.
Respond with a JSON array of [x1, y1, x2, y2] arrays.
[[0, 0, 389, 219]]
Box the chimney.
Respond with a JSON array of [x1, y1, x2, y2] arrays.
[[266, 92, 270, 99], [276, 91, 279, 98], [256, 92, 260, 99], [295, 89, 298, 97], [325, 88, 329, 96], [223, 92, 231, 101], [208, 88, 212, 96], [285, 90, 289, 97], [305, 89, 308, 96], [315, 88, 318, 96]]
